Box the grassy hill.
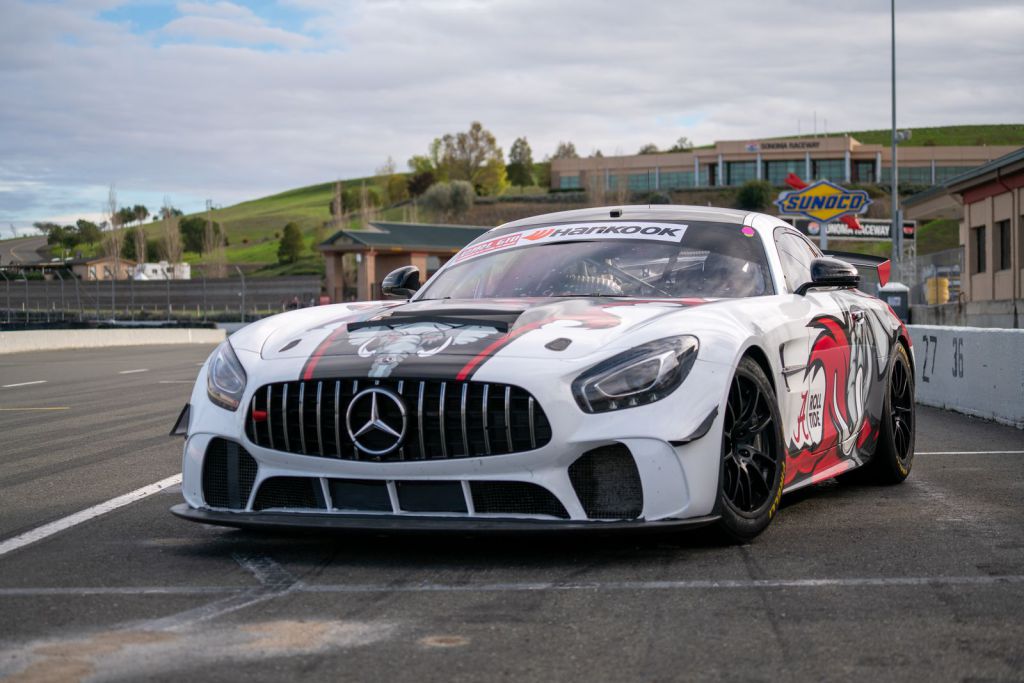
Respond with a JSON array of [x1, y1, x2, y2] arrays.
[[821, 124, 1024, 147]]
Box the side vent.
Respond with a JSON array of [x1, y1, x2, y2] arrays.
[[568, 444, 643, 520], [202, 438, 258, 510]]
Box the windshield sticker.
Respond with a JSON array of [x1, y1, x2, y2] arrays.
[[453, 222, 688, 264]]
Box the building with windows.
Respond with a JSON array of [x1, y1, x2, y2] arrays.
[[944, 148, 1024, 307], [551, 135, 1019, 193]]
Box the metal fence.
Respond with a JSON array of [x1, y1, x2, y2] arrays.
[[0, 269, 321, 326], [907, 248, 963, 306]]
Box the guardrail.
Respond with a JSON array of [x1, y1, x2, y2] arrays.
[[907, 325, 1024, 428]]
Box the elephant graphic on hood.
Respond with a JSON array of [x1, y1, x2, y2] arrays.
[[347, 322, 500, 378]]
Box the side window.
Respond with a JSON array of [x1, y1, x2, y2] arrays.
[[773, 228, 818, 292]]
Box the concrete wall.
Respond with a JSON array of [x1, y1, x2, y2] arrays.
[[0, 328, 225, 355], [911, 299, 1022, 328], [907, 324, 1024, 428]]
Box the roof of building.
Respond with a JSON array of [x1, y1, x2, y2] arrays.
[[320, 221, 492, 252], [942, 146, 1024, 191], [66, 256, 137, 266]]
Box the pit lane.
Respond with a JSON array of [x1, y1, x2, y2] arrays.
[[1, 345, 1023, 681]]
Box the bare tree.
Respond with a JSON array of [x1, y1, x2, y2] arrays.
[[203, 199, 226, 278], [133, 223, 147, 266], [161, 198, 182, 277], [104, 184, 124, 263]]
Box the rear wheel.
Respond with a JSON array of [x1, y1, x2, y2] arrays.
[[713, 357, 785, 543], [866, 343, 915, 484]]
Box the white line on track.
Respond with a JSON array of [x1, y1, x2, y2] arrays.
[[0, 574, 1022, 597], [118, 368, 149, 374], [918, 450, 1024, 455], [0, 473, 182, 558], [1, 380, 47, 388], [158, 380, 194, 384]]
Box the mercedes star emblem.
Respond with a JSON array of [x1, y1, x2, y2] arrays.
[[346, 387, 407, 455]]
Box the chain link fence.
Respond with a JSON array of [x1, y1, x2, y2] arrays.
[[0, 269, 321, 327], [907, 248, 963, 306]]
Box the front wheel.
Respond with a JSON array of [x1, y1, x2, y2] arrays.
[[713, 357, 786, 543]]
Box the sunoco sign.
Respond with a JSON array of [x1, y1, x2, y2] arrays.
[[774, 180, 872, 224]]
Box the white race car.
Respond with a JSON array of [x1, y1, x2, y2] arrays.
[[171, 205, 915, 540]]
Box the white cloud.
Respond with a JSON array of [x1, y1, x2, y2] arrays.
[[0, 0, 1022, 225]]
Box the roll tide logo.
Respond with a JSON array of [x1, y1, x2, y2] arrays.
[[774, 180, 872, 224]]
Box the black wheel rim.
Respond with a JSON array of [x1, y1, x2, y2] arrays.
[[722, 374, 779, 513], [890, 356, 914, 461]]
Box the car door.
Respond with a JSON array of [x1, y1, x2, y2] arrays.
[[771, 228, 859, 488]]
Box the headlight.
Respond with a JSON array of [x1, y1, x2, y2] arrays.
[[207, 341, 247, 411], [572, 335, 698, 413]]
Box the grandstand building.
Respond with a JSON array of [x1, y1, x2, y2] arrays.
[[550, 135, 1019, 192]]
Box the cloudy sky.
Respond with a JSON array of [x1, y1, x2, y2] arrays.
[[1, 0, 1022, 233]]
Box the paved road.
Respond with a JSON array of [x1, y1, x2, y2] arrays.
[[1, 345, 1023, 682], [0, 235, 48, 265]]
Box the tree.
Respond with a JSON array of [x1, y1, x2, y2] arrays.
[[376, 157, 409, 206], [506, 136, 535, 189], [179, 215, 222, 255], [736, 180, 774, 211], [132, 223, 147, 263], [434, 122, 508, 196], [160, 201, 182, 267], [638, 143, 659, 155], [39, 222, 78, 252], [116, 206, 136, 228], [420, 181, 475, 221], [277, 222, 305, 264], [407, 169, 435, 197], [75, 219, 102, 245], [551, 141, 579, 159], [133, 205, 149, 225], [669, 136, 694, 152]]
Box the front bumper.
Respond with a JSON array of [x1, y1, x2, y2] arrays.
[[170, 503, 720, 533]]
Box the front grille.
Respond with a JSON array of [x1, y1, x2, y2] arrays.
[[569, 444, 644, 520], [246, 379, 551, 462], [202, 438, 258, 509], [253, 477, 326, 511], [470, 481, 569, 519]]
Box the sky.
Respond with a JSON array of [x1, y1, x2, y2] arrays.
[[1, 0, 1022, 236]]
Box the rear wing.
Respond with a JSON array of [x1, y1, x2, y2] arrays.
[[823, 250, 892, 289]]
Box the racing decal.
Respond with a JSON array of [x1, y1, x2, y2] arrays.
[[452, 222, 688, 264], [299, 298, 708, 382], [783, 302, 891, 487]]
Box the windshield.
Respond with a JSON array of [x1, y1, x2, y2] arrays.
[[418, 222, 774, 300]]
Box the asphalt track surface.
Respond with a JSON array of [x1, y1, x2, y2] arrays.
[[1, 345, 1023, 682], [0, 236, 48, 265]]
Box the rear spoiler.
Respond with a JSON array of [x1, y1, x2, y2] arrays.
[[824, 250, 891, 288]]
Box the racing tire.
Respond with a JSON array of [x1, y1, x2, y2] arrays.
[[865, 343, 915, 484], [713, 357, 786, 543]]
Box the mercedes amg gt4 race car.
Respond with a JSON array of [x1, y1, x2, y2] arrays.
[[171, 205, 915, 540]]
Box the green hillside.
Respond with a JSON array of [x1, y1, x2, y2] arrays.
[[825, 124, 1024, 147]]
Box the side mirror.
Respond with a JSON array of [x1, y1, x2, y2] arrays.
[[796, 257, 860, 295], [381, 266, 421, 299]]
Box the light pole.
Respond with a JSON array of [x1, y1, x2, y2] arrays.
[[890, 0, 901, 281], [235, 265, 246, 323]]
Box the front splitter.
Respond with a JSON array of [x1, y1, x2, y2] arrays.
[[170, 504, 719, 534]]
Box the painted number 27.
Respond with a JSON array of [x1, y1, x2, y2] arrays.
[[920, 335, 938, 383]]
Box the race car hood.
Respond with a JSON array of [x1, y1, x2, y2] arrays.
[[254, 297, 714, 381]]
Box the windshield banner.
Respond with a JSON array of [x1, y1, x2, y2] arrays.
[[454, 222, 689, 264]]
